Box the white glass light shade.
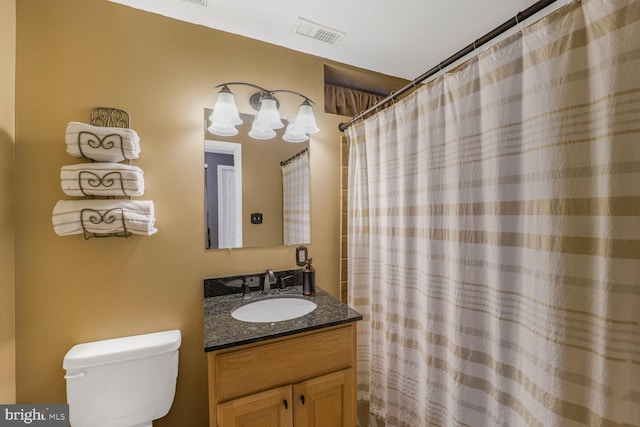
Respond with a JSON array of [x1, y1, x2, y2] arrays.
[[208, 122, 239, 137], [255, 98, 284, 130], [211, 91, 242, 126], [294, 102, 319, 134], [248, 120, 276, 140], [282, 122, 309, 143]]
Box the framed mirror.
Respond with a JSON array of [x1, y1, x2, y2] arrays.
[[204, 110, 311, 250]]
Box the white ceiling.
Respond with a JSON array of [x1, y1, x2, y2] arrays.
[[108, 0, 563, 81]]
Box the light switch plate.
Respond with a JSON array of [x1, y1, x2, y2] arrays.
[[251, 213, 263, 224], [296, 246, 308, 266]]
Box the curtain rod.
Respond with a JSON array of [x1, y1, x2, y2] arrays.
[[338, 0, 559, 132], [280, 147, 309, 167]]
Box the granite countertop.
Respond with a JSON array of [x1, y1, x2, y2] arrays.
[[204, 284, 362, 352]]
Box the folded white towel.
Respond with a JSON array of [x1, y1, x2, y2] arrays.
[[52, 200, 157, 237], [60, 163, 145, 197], [65, 121, 141, 162]]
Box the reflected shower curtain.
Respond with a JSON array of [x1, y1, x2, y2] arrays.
[[347, 0, 640, 425], [282, 149, 310, 245]]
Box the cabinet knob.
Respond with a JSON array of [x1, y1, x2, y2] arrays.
[[283, 399, 288, 410], [300, 395, 305, 405]]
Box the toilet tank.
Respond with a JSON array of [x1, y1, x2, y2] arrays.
[[63, 330, 181, 427]]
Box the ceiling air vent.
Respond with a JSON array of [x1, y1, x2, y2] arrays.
[[292, 17, 346, 45], [181, 0, 207, 6]]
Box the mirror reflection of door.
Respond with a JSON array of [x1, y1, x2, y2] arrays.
[[205, 140, 242, 249], [217, 165, 239, 248]]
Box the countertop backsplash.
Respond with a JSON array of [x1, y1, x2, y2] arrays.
[[204, 268, 304, 298]]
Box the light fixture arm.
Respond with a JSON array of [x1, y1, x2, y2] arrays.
[[214, 82, 315, 105], [268, 89, 314, 105]]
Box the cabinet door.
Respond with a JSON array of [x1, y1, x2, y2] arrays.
[[293, 369, 354, 427], [217, 385, 293, 427]]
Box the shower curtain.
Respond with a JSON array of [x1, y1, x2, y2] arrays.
[[282, 149, 311, 245], [346, 0, 640, 425]]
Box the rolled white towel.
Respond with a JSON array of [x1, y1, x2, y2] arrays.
[[52, 200, 157, 237], [65, 121, 141, 162], [60, 163, 145, 197]]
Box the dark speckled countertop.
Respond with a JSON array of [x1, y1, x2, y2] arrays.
[[204, 278, 362, 352]]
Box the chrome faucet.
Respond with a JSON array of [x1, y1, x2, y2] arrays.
[[241, 281, 252, 297], [263, 269, 276, 293]]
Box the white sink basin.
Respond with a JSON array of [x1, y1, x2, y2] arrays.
[[232, 297, 317, 323]]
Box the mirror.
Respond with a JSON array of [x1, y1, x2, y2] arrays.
[[204, 110, 311, 250]]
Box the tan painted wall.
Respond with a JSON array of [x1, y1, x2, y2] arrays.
[[13, 0, 356, 424], [0, 0, 16, 405]]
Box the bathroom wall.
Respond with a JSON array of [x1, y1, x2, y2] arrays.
[[0, 0, 16, 405], [13, 0, 405, 424]]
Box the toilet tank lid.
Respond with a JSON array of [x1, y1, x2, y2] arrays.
[[63, 330, 181, 370]]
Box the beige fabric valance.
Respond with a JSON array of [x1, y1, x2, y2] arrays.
[[324, 84, 386, 117]]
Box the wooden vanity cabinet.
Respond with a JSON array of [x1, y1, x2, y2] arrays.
[[217, 385, 293, 427], [293, 369, 352, 426], [208, 324, 357, 427]]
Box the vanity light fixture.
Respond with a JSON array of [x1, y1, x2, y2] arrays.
[[209, 82, 319, 142]]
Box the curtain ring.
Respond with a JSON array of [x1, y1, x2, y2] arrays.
[[390, 90, 398, 104], [515, 13, 524, 34]]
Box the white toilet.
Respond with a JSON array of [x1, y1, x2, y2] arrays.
[[63, 329, 181, 427]]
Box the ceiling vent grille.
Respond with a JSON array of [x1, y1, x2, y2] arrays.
[[181, 0, 207, 6], [292, 17, 346, 45]]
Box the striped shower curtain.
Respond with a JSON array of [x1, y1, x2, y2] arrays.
[[282, 149, 311, 245], [346, 0, 640, 425]]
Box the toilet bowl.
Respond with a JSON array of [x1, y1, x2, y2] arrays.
[[63, 329, 181, 427]]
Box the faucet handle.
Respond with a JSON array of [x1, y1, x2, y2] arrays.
[[278, 275, 294, 289], [241, 281, 251, 297]]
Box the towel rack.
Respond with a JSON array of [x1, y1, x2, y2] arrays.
[[77, 170, 129, 197], [80, 208, 129, 240], [81, 107, 133, 239], [74, 107, 134, 163], [55, 107, 157, 240], [91, 107, 130, 128], [77, 131, 132, 163]]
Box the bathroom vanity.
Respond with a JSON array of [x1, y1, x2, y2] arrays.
[[204, 272, 361, 426]]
